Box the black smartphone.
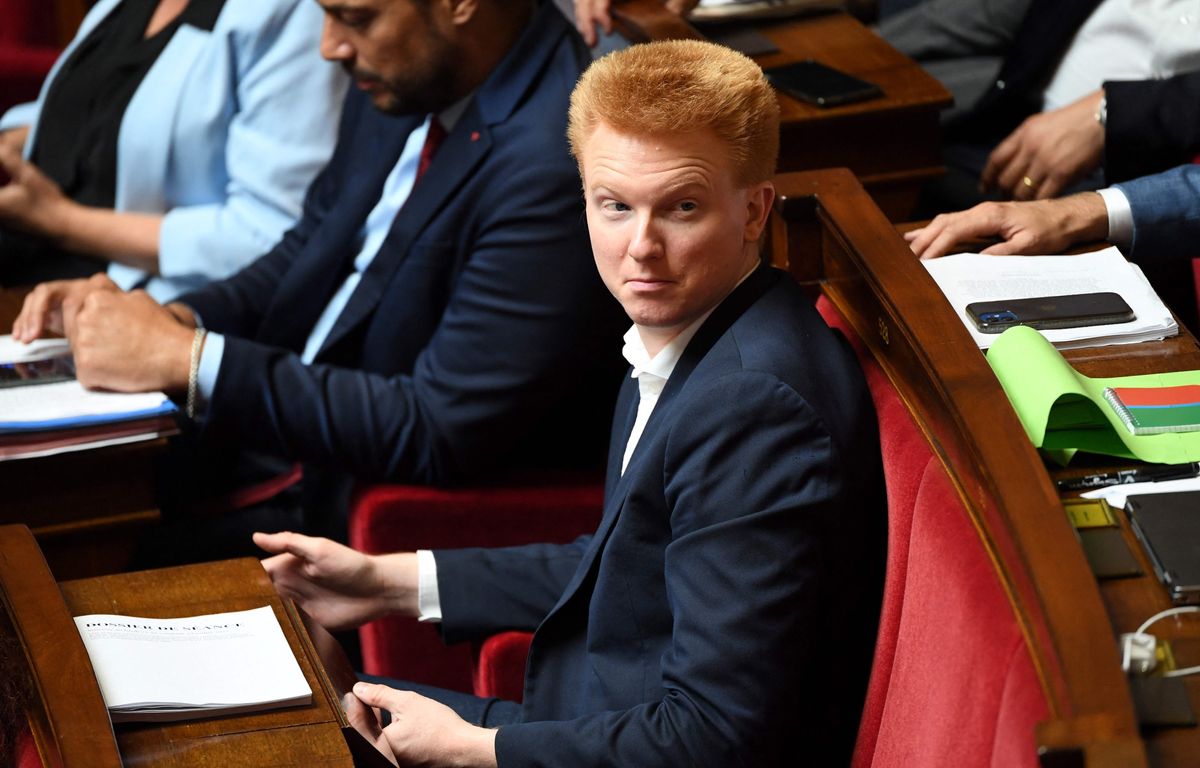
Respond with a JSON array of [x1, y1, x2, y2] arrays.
[[965, 292, 1136, 333], [0, 355, 75, 389], [763, 59, 883, 108]]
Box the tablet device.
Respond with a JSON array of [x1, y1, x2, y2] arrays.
[[763, 60, 882, 108], [1125, 491, 1200, 605]]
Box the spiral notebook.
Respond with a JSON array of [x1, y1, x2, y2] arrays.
[[1104, 385, 1200, 436]]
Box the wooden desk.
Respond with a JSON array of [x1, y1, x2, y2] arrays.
[[0, 289, 177, 579], [773, 168, 1197, 766], [0, 524, 365, 767], [614, 2, 951, 220]]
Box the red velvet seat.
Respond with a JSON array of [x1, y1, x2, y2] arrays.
[[350, 476, 602, 694], [0, 0, 61, 114], [818, 296, 1048, 768]]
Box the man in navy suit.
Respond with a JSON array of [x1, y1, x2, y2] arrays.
[[12, 0, 624, 555], [256, 40, 885, 767]]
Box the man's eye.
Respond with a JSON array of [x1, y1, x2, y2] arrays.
[[679, 201, 697, 212], [603, 201, 630, 212]]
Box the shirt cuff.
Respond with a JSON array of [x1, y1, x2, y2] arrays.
[[416, 549, 443, 623], [195, 331, 225, 415], [1096, 187, 1132, 254]]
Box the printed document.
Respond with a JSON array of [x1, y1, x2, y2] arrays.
[[922, 247, 1177, 350], [74, 606, 311, 722]]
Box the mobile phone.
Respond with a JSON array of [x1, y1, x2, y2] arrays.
[[763, 60, 883, 108], [965, 292, 1136, 333]]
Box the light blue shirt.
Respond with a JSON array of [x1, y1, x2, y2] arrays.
[[195, 100, 469, 411]]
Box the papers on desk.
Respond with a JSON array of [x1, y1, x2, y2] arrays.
[[0, 335, 70, 363], [1081, 476, 1200, 508], [0, 380, 175, 432], [690, 0, 842, 22], [922, 247, 1177, 350], [74, 606, 312, 723]]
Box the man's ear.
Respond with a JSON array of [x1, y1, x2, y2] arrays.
[[743, 182, 776, 243], [445, 0, 480, 25]]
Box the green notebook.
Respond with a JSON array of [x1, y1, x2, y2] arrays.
[[985, 326, 1200, 463], [1102, 385, 1200, 435]]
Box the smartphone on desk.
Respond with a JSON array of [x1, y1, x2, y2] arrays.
[[763, 60, 882, 108], [966, 292, 1136, 334]]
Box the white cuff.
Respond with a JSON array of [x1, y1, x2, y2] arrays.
[[1096, 187, 1133, 255], [195, 331, 225, 416], [416, 549, 443, 623]]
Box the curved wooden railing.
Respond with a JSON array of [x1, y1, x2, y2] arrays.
[[773, 169, 1148, 766]]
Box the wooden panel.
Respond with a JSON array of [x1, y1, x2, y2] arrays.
[[58, 558, 356, 767]]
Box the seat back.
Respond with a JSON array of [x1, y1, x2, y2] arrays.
[[0, 0, 58, 46], [350, 477, 603, 692], [818, 297, 1048, 767]]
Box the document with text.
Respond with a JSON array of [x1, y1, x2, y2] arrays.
[[922, 247, 1177, 350], [74, 606, 311, 722]]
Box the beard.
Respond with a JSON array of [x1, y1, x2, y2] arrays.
[[348, 35, 460, 116]]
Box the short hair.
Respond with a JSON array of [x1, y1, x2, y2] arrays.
[[567, 39, 779, 186]]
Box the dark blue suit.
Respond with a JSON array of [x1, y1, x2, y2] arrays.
[[169, 3, 623, 538], [436, 267, 886, 766]]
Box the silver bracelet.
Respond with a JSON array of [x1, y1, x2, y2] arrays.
[[186, 328, 208, 420]]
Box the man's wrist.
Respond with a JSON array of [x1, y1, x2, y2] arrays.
[[165, 302, 198, 328], [1053, 192, 1109, 244], [455, 725, 499, 768], [376, 552, 422, 618]]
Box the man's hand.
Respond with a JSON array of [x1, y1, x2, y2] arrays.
[[67, 289, 194, 393], [254, 531, 420, 631], [0, 143, 74, 238], [0, 127, 29, 160], [905, 193, 1109, 260], [344, 693, 399, 767], [11, 274, 120, 342], [352, 682, 498, 768], [980, 90, 1105, 201], [573, 0, 700, 46]]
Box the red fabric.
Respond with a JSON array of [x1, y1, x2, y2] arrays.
[[0, 0, 58, 46], [0, 46, 58, 114], [866, 464, 1047, 767], [349, 476, 603, 692], [818, 297, 1047, 766], [16, 725, 40, 768], [472, 631, 534, 701]]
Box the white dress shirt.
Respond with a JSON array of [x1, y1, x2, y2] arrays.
[[1042, 0, 1200, 111]]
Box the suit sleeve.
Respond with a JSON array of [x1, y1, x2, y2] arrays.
[[1104, 69, 1200, 184], [198, 136, 605, 485], [1113, 164, 1200, 265], [155, 0, 347, 282], [432, 538, 593, 642], [496, 371, 871, 767]]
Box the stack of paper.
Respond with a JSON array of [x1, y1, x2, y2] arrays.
[[74, 606, 312, 722], [690, 0, 841, 22], [922, 247, 1177, 350]]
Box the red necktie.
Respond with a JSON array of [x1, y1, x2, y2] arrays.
[[416, 117, 447, 182]]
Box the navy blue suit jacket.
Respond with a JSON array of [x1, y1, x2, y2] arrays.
[[1115, 165, 1200, 265], [951, 0, 1200, 183], [177, 3, 623, 497], [436, 267, 886, 766]]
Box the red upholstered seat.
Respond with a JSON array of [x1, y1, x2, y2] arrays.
[[0, 0, 60, 114], [350, 477, 602, 694], [817, 296, 1048, 767], [16, 725, 39, 768]]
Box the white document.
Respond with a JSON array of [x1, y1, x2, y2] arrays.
[[921, 247, 1178, 350], [1080, 476, 1200, 508], [74, 606, 312, 722], [0, 380, 174, 430], [0, 335, 71, 364]]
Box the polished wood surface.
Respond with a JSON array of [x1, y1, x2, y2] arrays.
[[613, 1, 951, 219], [1, 524, 359, 767], [774, 169, 1184, 765], [0, 289, 177, 579]]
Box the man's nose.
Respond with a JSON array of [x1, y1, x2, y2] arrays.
[[627, 215, 664, 261], [319, 17, 353, 62]]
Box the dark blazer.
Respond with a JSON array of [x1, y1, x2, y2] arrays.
[[436, 267, 887, 766], [951, 0, 1200, 183], [177, 2, 623, 495]]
